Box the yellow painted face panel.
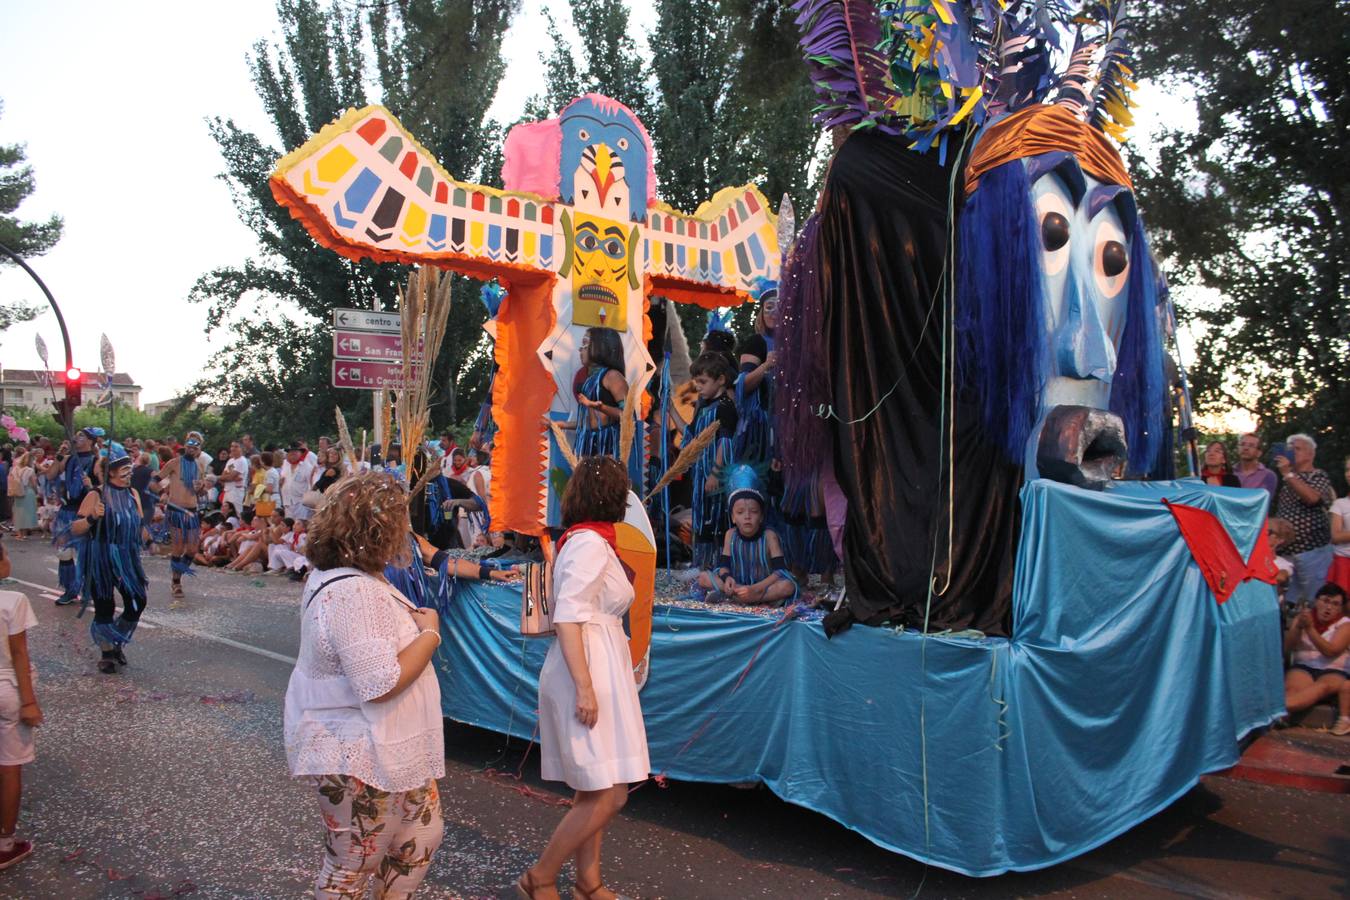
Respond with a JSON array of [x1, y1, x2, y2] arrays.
[[570, 211, 632, 332]]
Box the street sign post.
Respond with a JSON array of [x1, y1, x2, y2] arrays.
[[332, 330, 409, 362], [332, 360, 404, 390], [331, 308, 401, 332]]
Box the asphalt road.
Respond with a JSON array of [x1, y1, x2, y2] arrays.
[[0, 536, 1345, 899]]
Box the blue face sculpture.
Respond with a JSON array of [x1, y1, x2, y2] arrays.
[[956, 146, 1163, 486], [1024, 152, 1138, 477]]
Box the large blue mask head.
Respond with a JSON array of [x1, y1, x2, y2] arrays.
[[955, 106, 1164, 485]]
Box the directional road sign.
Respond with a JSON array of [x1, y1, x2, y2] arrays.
[[332, 330, 409, 362], [332, 360, 404, 390], [331, 308, 401, 333]]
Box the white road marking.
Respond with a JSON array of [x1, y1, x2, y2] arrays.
[[27, 561, 294, 663], [140, 620, 296, 665], [6, 577, 62, 598]]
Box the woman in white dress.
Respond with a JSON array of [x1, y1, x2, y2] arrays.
[[518, 456, 649, 900], [284, 472, 445, 898]]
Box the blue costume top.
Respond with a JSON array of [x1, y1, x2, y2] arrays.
[[687, 395, 737, 567], [82, 484, 149, 646], [575, 366, 621, 458], [384, 535, 451, 613], [718, 527, 797, 601], [733, 333, 774, 466]]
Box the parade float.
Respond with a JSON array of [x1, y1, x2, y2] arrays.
[[269, 0, 1284, 876]]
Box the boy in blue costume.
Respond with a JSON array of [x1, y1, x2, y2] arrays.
[[686, 353, 738, 571], [69, 453, 148, 674], [698, 465, 796, 605], [47, 426, 104, 606]]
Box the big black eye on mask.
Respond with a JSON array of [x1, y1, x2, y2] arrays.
[[1041, 212, 1070, 251], [1100, 240, 1128, 277]]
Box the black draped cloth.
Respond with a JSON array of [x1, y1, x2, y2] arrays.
[[814, 131, 1022, 636]]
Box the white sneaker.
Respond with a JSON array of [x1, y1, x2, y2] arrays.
[[1331, 716, 1350, 736]]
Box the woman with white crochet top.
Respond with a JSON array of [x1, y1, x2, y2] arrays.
[[284, 472, 445, 898]]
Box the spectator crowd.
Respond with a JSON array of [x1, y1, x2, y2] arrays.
[[0, 431, 495, 584]]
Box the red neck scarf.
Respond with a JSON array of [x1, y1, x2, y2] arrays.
[[556, 522, 634, 584], [557, 522, 617, 554]]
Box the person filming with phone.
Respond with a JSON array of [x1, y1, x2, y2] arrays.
[[1273, 434, 1334, 608]]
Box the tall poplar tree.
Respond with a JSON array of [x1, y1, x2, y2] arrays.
[[192, 0, 517, 439]]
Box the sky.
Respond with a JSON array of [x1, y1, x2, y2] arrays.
[[0, 2, 1233, 424]]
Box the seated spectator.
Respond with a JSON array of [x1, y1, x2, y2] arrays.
[[195, 517, 232, 567], [1283, 583, 1350, 717], [1267, 518, 1296, 602], [224, 511, 268, 572], [1200, 441, 1240, 488], [268, 519, 309, 580]]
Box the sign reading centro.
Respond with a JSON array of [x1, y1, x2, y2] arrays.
[[331, 308, 400, 333]]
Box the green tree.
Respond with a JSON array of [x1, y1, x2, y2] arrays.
[[1131, 1, 1349, 474], [0, 100, 62, 260], [0, 99, 62, 330], [192, 0, 517, 437]]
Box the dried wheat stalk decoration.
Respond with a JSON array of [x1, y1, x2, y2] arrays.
[[617, 372, 646, 466], [644, 420, 720, 501], [334, 406, 359, 473], [549, 420, 579, 470], [395, 266, 453, 461]]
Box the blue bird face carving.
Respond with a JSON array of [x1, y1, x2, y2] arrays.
[[559, 97, 651, 224]]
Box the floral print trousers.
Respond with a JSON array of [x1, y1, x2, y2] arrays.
[[313, 775, 444, 899]]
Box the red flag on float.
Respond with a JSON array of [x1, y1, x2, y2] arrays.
[[1163, 499, 1279, 604]]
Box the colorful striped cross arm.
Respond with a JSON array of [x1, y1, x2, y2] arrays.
[[270, 106, 558, 282], [644, 185, 780, 310]]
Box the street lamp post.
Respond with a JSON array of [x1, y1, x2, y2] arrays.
[[0, 241, 76, 440]]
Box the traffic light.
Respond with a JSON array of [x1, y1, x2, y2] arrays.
[[64, 366, 83, 411]]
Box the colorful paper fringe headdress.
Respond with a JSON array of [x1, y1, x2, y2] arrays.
[[793, 1, 1140, 157]]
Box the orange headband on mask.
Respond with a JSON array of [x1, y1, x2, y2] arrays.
[[964, 104, 1132, 197]]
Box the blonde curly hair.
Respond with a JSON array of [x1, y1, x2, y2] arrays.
[[305, 471, 412, 573]]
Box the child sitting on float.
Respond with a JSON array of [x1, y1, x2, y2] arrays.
[[697, 466, 797, 606]]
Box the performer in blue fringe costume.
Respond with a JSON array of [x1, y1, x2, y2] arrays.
[[733, 280, 779, 467], [49, 426, 104, 606], [69, 453, 148, 674], [698, 465, 796, 605], [158, 432, 208, 604], [384, 533, 510, 615], [686, 352, 738, 571], [570, 326, 643, 485]]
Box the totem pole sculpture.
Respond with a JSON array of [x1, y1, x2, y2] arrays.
[[271, 94, 780, 534]]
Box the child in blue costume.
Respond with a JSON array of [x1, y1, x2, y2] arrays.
[[69, 453, 148, 674], [733, 287, 779, 466], [686, 353, 738, 571], [48, 426, 104, 606], [698, 465, 797, 605]]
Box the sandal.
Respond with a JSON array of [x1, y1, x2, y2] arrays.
[[573, 883, 629, 900], [516, 870, 555, 899]]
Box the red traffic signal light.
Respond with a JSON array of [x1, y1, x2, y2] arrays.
[[63, 366, 83, 411]]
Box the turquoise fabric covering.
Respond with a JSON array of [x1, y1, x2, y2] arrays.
[[433, 478, 1283, 876]]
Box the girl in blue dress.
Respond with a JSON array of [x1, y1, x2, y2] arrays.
[[698, 465, 797, 605]]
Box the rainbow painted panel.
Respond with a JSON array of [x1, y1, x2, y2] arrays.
[[645, 186, 779, 291], [273, 106, 556, 268]]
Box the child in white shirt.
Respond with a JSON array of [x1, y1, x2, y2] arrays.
[[0, 588, 41, 869]]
